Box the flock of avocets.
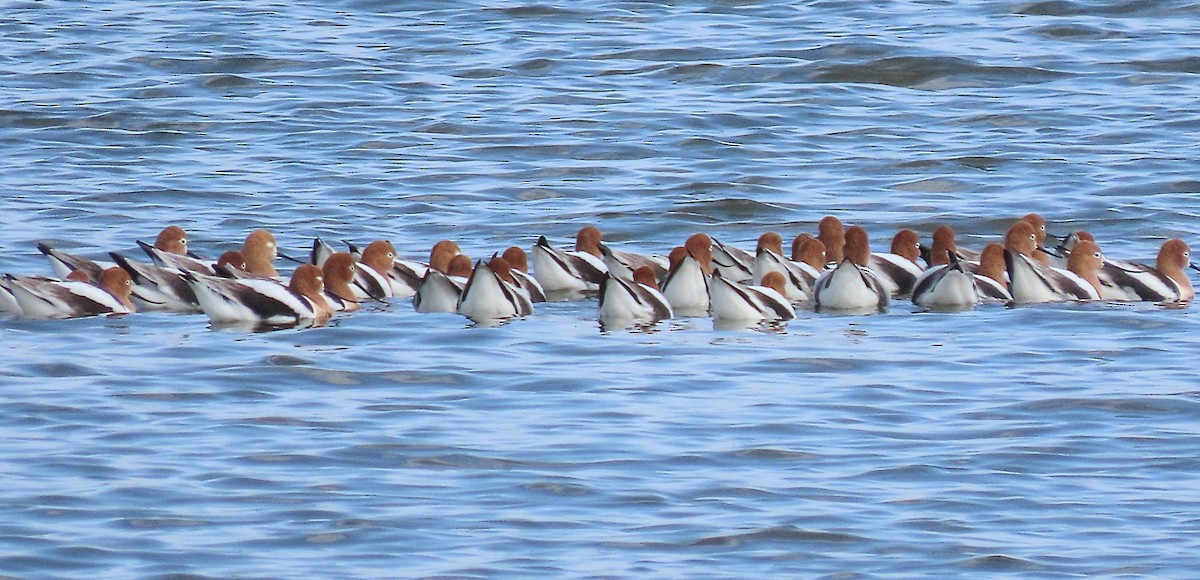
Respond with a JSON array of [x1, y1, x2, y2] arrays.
[[0, 213, 1195, 329]]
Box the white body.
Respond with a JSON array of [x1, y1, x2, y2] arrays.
[[1097, 259, 1180, 302], [183, 272, 316, 324], [660, 256, 710, 315], [0, 276, 131, 319], [111, 253, 200, 312], [597, 274, 672, 324], [531, 240, 607, 293], [1007, 251, 1100, 304], [812, 259, 889, 312], [709, 274, 795, 321], [457, 261, 533, 320], [912, 264, 978, 309], [413, 271, 466, 313]]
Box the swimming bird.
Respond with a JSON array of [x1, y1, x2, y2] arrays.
[[1155, 239, 1197, 301], [413, 255, 473, 313], [109, 252, 200, 312], [752, 231, 819, 302], [911, 252, 979, 310], [812, 225, 889, 312], [212, 251, 250, 278], [531, 232, 607, 293], [660, 233, 714, 315], [1064, 240, 1109, 299], [0, 267, 135, 319], [569, 225, 668, 283], [791, 235, 828, 274], [912, 247, 1011, 309], [818, 216, 846, 265], [1088, 239, 1192, 302], [141, 228, 279, 278], [320, 252, 367, 312], [710, 270, 795, 322], [338, 240, 400, 300], [37, 225, 191, 281], [457, 256, 534, 320], [598, 265, 672, 326], [1004, 221, 1098, 303], [1021, 213, 1055, 265], [182, 263, 331, 327], [502, 246, 546, 303], [381, 239, 463, 297], [868, 229, 925, 297], [924, 225, 978, 268]]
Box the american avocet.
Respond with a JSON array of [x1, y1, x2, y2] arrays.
[[660, 233, 713, 315], [1005, 221, 1098, 303], [710, 270, 795, 322], [183, 263, 331, 327], [752, 231, 818, 302], [1, 267, 135, 319], [812, 225, 889, 313], [458, 256, 534, 320], [868, 229, 925, 297], [598, 265, 672, 326]]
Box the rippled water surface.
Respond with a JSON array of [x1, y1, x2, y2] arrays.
[[4, 0, 1200, 576]]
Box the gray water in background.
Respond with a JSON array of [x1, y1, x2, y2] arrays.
[[3, 1, 1200, 576]]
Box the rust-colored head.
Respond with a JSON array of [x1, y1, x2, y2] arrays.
[[66, 270, 93, 283], [818, 216, 846, 263], [1066, 240, 1104, 291], [154, 225, 189, 255], [1157, 239, 1190, 273], [429, 240, 461, 274], [684, 233, 713, 274], [791, 233, 813, 262], [843, 226, 871, 266], [216, 250, 247, 271], [446, 254, 474, 278], [99, 266, 135, 310], [488, 256, 515, 284], [290, 263, 331, 321], [760, 271, 786, 295], [978, 243, 1007, 287], [502, 247, 529, 273], [321, 253, 358, 298], [1022, 213, 1048, 244], [796, 237, 827, 271], [1158, 239, 1194, 300], [1021, 214, 1051, 264], [667, 246, 687, 269], [929, 225, 957, 266], [756, 231, 784, 255], [632, 265, 659, 290], [361, 240, 396, 274], [1004, 221, 1038, 257], [890, 229, 921, 264], [575, 226, 603, 258], [242, 229, 278, 277]]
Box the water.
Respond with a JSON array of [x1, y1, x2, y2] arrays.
[[3, 0, 1200, 576]]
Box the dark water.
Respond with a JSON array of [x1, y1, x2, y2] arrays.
[[3, 1, 1200, 576]]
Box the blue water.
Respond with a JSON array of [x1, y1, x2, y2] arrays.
[[3, 0, 1200, 576]]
